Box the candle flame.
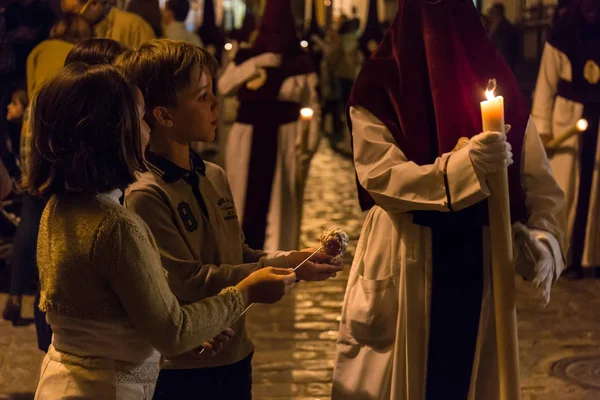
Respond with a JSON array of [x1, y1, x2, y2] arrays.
[[300, 107, 314, 119], [577, 118, 589, 132], [485, 79, 497, 100]]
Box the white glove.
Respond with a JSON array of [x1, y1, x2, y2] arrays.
[[253, 53, 282, 68], [468, 127, 513, 179], [513, 222, 557, 308]]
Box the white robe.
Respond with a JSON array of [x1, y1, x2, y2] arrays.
[[218, 57, 321, 252], [332, 106, 566, 400], [532, 42, 600, 267]]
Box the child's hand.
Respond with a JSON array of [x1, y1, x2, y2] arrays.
[[193, 328, 235, 358], [236, 267, 296, 305], [287, 251, 344, 281]]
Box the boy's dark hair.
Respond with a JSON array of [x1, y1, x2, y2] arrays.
[[49, 12, 94, 44], [114, 39, 218, 128], [166, 0, 190, 22], [65, 38, 129, 66], [25, 63, 145, 196]]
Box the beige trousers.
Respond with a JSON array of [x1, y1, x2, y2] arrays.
[[35, 345, 160, 400]]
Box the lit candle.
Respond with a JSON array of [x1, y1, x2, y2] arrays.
[[300, 107, 314, 120], [547, 118, 588, 148], [480, 78, 522, 400], [480, 79, 505, 133]]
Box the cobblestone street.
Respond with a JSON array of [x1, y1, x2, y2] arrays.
[[1, 143, 599, 399]]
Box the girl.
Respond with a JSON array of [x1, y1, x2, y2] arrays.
[[30, 63, 296, 399]]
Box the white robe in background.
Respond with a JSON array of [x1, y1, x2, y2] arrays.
[[218, 57, 321, 252], [532, 42, 600, 267], [332, 106, 566, 400]]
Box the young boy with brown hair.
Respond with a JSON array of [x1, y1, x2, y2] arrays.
[[115, 39, 342, 399]]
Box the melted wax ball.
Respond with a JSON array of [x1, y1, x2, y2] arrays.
[[320, 226, 349, 258]]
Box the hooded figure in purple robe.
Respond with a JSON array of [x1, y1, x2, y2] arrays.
[[332, 0, 567, 398], [532, 0, 600, 275], [218, 0, 321, 252]]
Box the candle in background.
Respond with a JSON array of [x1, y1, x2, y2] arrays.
[[481, 79, 505, 133], [547, 118, 589, 148], [480, 78, 522, 400], [300, 107, 314, 120]]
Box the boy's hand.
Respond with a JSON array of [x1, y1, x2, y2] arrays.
[[287, 250, 344, 281], [193, 328, 235, 358]]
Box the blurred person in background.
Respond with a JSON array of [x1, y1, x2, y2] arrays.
[[219, 0, 321, 253], [127, 0, 163, 38], [3, 0, 55, 83], [61, 0, 154, 47], [532, 0, 600, 277], [26, 13, 94, 99], [5, 88, 27, 168], [357, 0, 384, 61], [162, 0, 202, 46], [487, 3, 520, 71], [197, 0, 223, 60]]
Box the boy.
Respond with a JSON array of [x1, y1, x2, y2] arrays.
[[116, 39, 342, 399]]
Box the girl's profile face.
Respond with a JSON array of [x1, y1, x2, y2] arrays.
[[6, 96, 24, 122], [136, 87, 151, 154]]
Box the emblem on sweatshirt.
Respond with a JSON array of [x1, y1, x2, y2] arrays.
[[584, 60, 600, 85], [178, 202, 198, 232], [217, 197, 238, 221]]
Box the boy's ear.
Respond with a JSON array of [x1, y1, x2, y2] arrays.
[[152, 106, 174, 129]]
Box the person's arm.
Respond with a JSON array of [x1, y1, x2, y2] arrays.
[[531, 43, 563, 144], [101, 213, 246, 357], [218, 60, 262, 96], [125, 189, 287, 303], [351, 106, 490, 214], [521, 117, 567, 268], [218, 53, 282, 96]]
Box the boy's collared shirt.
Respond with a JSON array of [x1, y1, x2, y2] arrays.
[[126, 150, 288, 369]]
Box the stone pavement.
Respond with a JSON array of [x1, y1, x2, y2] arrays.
[[1, 143, 600, 399]]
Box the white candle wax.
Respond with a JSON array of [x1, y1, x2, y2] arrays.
[[481, 94, 505, 133]]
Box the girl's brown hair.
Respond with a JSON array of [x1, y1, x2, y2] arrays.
[[25, 63, 145, 196], [65, 38, 129, 66]]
